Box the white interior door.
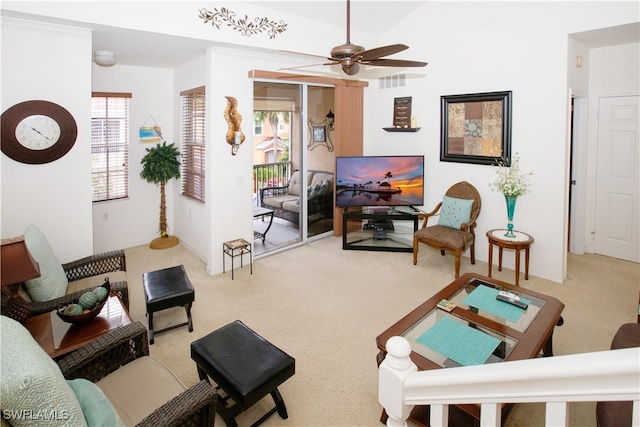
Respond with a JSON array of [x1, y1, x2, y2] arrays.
[[594, 95, 639, 262]]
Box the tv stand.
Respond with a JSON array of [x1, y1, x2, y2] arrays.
[[342, 207, 422, 252]]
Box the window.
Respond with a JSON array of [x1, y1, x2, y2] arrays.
[[254, 116, 263, 135], [181, 86, 206, 202], [91, 93, 131, 202]]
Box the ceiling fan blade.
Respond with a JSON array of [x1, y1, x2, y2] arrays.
[[365, 58, 428, 68], [278, 61, 339, 71], [354, 44, 409, 61], [279, 50, 329, 60]]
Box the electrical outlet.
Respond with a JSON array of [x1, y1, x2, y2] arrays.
[[103, 213, 108, 220]]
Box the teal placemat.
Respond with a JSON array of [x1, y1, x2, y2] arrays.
[[462, 285, 531, 323], [416, 317, 501, 366]]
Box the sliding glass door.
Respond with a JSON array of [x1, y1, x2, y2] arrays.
[[305, 85, 335, 239], [252, 80, 335, 256]]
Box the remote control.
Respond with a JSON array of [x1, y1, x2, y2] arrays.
[[496, 293, 528, 309], [498, 290, 520, 301]]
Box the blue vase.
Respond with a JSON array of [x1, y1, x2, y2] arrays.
[[504, 195, 517, 238]]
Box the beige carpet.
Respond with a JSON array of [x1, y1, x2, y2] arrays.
[[123, 237, 639, 427]]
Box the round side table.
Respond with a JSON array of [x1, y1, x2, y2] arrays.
[[486, 229, 534, 286]]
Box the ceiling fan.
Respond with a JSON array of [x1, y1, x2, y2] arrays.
[[282, 0, 428, 76]]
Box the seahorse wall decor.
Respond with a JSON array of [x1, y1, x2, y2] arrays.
[[224, 96, 245, 155]]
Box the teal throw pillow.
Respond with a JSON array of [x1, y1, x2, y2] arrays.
[[67, 379, 125, 427], [1, 315, 86, 427], [23, 224, 68, 302], [438, 195, 474, 229]]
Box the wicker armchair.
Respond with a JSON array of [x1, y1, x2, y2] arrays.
[[57, 321, 217, 426], [1, 250, 128, 323], [413, 181, 481, 278]]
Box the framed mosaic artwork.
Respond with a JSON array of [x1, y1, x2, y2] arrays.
[[440, 91, 512, 166]]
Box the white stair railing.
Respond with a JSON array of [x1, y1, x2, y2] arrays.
[[379, 336, 640, 427]]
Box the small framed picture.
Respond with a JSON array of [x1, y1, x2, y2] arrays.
[[139, 125, 163, 144], [312, 125, 326, 142]]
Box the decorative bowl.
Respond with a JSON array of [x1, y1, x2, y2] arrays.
[[57, 282, 110, 324]]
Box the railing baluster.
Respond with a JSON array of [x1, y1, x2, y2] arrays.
[[480, 403, 501, 427], [252, 161, 292, 206], [545, 401, 568, 426], [430, 404, 448, 427]]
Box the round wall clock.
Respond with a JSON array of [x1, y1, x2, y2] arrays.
[[1, 100, 78, 164]]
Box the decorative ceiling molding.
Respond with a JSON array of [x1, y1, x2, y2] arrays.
[[198, 7, 287, 39]]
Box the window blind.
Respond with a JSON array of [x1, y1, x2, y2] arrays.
[[181, 87, 206, 202], [91, 93, 131, 202]]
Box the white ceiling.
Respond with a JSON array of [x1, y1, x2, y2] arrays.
[[570, 22, 640, 49], [96, 1, 426, 68], [246, 0, 426, 36], [2, 1, 425, 69], [3, 3, 639, 69]]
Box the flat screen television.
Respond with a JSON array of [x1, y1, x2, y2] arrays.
[[335, 155, 424, 207]]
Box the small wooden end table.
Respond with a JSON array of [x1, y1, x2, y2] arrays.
[[25, 293, 132, 360], [486, 229, 534, 286]]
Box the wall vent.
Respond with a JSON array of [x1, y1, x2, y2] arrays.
[[379, 74, 406, 89]]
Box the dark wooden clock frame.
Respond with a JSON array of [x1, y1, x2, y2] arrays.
[[1, 100, 78, 164]]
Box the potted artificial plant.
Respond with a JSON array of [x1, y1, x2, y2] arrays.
[[140, 141, 181, 249]]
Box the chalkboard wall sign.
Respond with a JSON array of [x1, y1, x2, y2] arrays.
[[393, 97, 412, 128]]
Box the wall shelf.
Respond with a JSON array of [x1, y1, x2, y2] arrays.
[[383, 127, 421, 132]]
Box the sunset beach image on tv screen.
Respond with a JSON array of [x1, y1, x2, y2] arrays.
[[335, 156, 424, 207]]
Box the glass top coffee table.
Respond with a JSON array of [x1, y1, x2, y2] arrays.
[[376, 273, 564, 424]]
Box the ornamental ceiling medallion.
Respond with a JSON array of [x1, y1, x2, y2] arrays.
[[199, 7, 287, 39]]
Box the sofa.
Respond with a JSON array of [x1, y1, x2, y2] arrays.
[[1, 224, 128, 324], [0, 317, 216, 427], [260, 170, 334, 225], [596, 321, 640, 427]]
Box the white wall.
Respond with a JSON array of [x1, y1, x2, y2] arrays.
[[172, 48, 288, 274], [1, 2, 637, 282], [567, 38, 591, 96], [0, 18, 93, 263], [364, 2, 638, 283], [92, 64, 174, 253], [172, 56, 209, 261], [0, 1, 379, 66], [203, 47, 280, 274], [566, 36, 590, 258]]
